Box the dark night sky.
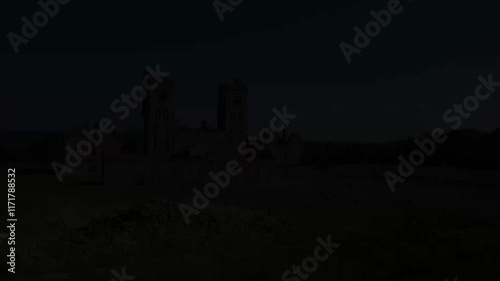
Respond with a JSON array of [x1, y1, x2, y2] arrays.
[[1, 0, 500, 141]]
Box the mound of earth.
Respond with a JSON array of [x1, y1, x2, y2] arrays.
[[19, 198, 296, 272]]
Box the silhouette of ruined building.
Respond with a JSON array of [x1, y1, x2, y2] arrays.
[[64, 78, 305, 184]]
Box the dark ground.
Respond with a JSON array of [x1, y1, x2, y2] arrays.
[[8, 164, 500, 281]]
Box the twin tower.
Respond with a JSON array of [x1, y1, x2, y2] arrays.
[[141, 75, 248, 155]]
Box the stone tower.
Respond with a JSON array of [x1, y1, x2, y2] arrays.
[[217, 79, 248, 145], [142, 74, 176, 155]]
